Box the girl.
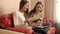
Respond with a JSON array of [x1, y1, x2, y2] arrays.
[[0, 0, 34, 34]]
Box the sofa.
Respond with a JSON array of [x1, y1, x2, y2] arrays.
[[43, 18, 56, 34], [0, 13, 56, 34], [0, 13, 34, 34], [0, 29, 24, 34]]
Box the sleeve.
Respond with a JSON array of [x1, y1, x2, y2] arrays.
[[28, 14, 40, 21]]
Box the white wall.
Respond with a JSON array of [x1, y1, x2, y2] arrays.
[[0, 0, 20, 16]]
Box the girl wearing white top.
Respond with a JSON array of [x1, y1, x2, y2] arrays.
[[13, 0, 29, 28], [0, 0, 34, 34]]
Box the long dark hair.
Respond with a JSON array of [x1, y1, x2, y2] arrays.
[[30, 2, 43, 15], [19, 0, 29, 16], [19, 0, 29, 19], [19, 0, 28, 9], [19, 0, 29, 14]]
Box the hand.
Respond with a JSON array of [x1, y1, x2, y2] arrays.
[[37, 26, 44, 28]]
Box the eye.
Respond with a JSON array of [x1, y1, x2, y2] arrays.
[[37, 7, 41, 9]]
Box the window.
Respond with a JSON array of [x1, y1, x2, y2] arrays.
[[54, 0, 60, 23]]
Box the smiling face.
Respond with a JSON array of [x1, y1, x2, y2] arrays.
[[36, 4, 43, 12], [22, 3, 29, 11]]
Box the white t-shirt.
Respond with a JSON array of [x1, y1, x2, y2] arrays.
[[13, 11, 26, 28]]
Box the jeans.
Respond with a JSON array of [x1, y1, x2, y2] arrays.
[[42, 23, 51, 32], [32, 23, 51, 34]]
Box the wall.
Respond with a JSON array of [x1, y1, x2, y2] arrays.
[[0, 0, 20, 16], [0, 0, 30, 16], [44, 0, 54, 19]]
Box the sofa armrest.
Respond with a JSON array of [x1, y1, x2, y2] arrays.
[[47, 27, 56, 34], [0, 29, 24, 34]]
